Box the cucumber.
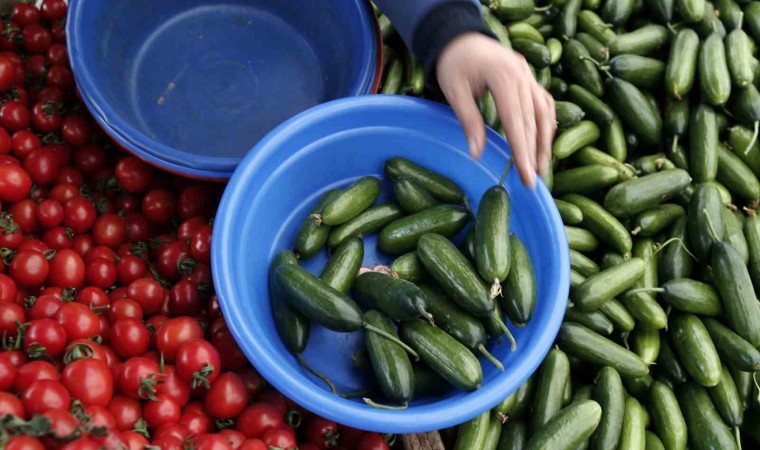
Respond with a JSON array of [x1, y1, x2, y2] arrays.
[[557, 322, 649, 377], [390, 252, 426, 283], [565, 307, 614, 335], [417, 233, 494, 317], [694, 2, 727, 38], [272, 264, 363, 332], [327, 203, 405, 249], [607, 55, 665, 89], [645, 0, 675, 22], [708, 365, 744, 426], [699, 33, 732, 106], [482, 412, 503, 450], [394, 178, 439, 214], [563, 39, 605, 97], [553, 120, 602, 159], [599, 298, 636, 332], [652, 278, 722, 316], [572, 258, 645, 310], [567, 84, 616, 125], [687, 182, 724, 261], [573, 384, 594, 404], [602, 116, 627, 162], [576, 32, 610, 63], [571, 270, 587, 290], [630, 204, 685, 237], [722, 206, 749, 263], [623, 239, 668, 330], [353, 272, 432, 321], [570, 249, 601, 276], [461, 226, 476, 262], [553, 165, 620, 196], [645, 432, 665, 450], [511, 375, 537, 419], [508, 22, 546, 43], [558, 0, 584, 38], [319, 237, 363, 294], [631, 326, 660, 365], [747, 2, 760, 43], [318, 176, 381, 226], [717, 142, 760, 200], [493, 0, 536, 21], [557, 199, 584, 225], [715, 0, 744, 30], [678, 382, 739, 450], [384, 157, 465, 203], [565, 225, 599, 252], [618, 397, 647, 450], [608, 24, 669, 56], [731, 367, 753, 411], [726, 125, 760, 174], [551, 76, 570, 99], [556, 101, 586, 129], [513, 39, 552, 68], [658, 333, 688, 384], [745, 211, 760, 293], [399, 319, 482, 391], [381, 60, 403, 95], [379, 204, 469, 254], [602, 0, 636, 24], [501, 235, 537, 325], [649, 381, 688, 450], [294, 189, 342, 259], [657, 209, 693, 285], [589, 367, 624, 450], [525, 400, 603, 450], [665, 29, 700, 99], [562, 377, 573, 407], [495, 390, 518, 417], [498, 420, 528, 450], [731, 84, 760, 128], [270, 251, 309, 355], [664, 98, 690, 138], [670, 313, 722, 387], [548, 38, 563, 65], [578, 10, 617, 44], [604, 170, 692, 218], [475, 186, 511, 285], [573, 146, 636, 180], [623, 373, 654, 401], [711, 240, 760, 347], [532, 348, 572, 433], [606, 77, 662, 147], [483, 8, 512, 49], [364, 310, 414, 405], [563, 194, 633, 254], [666, 142, 690, 172], [454, 410, 491, 450], [676, 0, 706, 21], [690, 105, 719, 183], [726, 29, 755, 87]]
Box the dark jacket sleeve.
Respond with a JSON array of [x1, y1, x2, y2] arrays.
[[373, 0, 495, 88]]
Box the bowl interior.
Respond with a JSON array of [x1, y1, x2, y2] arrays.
[[212, 96, 569, 433], [68, 0, 377, 173]]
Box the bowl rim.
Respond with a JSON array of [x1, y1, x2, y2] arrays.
[[66, 0, 382, 180], [211, 95, 570, 434]]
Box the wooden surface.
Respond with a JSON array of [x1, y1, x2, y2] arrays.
[[400, 431, 447, 450]]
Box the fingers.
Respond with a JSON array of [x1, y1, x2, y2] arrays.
[[533, 83, 556, 176], [442, 77, 487, 159]]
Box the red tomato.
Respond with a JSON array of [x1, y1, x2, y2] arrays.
[[176, 339, 221, 388], [24, 318, 66, 357], [85, 257, 117, 289], [178, 216, 207, 241], [0, 101, 30, 132], [71, 234, 94, 258], [47, 249, 86, 288], [116, 357, 161, 400], [8, 198, 38, 233], [210, 320, 248, 371], [63, 197, 97, 233], [27, 295, 60, 322], [42, 226, 73, 250], [60, 114, 91, 146], [55, 168, 83, 188], [21, 379, 70, 415], [31, 101, 63, 134], [23, 148, 59, 186], [41, 0, 68, 22], [75, 286, 109, 309], [306, 417, 339, 449], [236, 403, 286, 439], [42, 408, 79, 442], [91, 213, 126, 248], [12, 360, 58, 392], [177, 185, 216, 220], [355, 433, 390, 450], [261, 427, 297, 450], [54, 302, 99, 341], [0, 354, 17, 390], [0, 391, 23, 417], [0, 56, 17, 92], [115, 157, 153, 194], [154, 423, 188, 442], [63, 339, 108, 364], [155, 240, 194, 282], [108, 298, 143, 322], [155, 365, 191, 407], [0, 127, 9, 154], [0, 215, 22, 250], [236, 367, 264, 399], [47, 43, 68, 65], [255, 390, 288, 416], [179, 411, 212, 437], [22, 24, 52, 54], [168, 279, 203, 316], [50, 21, 65, 44], [35, 198, 64, 228], [204, 372, 247, 419], [12, 3, 40, 25], [193, 434, 233, 450], [37, 86, 65, 105], [206, 293, 221, 320], [46, 64, 72, 89], [144, 395, 181, 430], [11, 130, 41, 160], [0, 163, 32, 202], [239, 440, 267, 450], [6, 436, 44, 450], [190, 225, 212, 264], [124, 212, 151, 243], [0, 302, 24, 337], [62, 358, 113, 406], [48, 183, 79, 203], [219, 430, 246, 450], [109, 318, 150, 358], [108, 395, 143, 431], [0, 274, 16, 304], [126, 277, 165, 316], [85, 246, 117, 264], [151, 435, 184, 450], [117, 254, 147, 286], [60, 438, 102, 450], [85, 404, 117, 430], [9, 250, 48, 288], [142, 189, 176, 225], [120, 431, 149, 450]]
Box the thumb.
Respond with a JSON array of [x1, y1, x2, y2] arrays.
[[443, 81, 487, 159]]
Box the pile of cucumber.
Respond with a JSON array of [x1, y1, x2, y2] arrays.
[[375, 0, 760, 448], [269, 157, 538, 410]]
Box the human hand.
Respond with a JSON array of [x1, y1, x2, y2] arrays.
[[436, 32, 556, 187]]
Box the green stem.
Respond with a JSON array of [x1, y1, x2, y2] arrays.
[[745, 121, 759, 155], [498, 158, 514, 186], [625, 287, 665, 297], [653, 237, 698, 261], [363, 323, 420, 361], [296, 354, 337, 395], [478, 344, 504, 371], [735, 425, 742, 450], [363, 398, 408, 410], [671, 135, 679, 156], [492, 313, 517, 351], [417, 305, 435, 325], [703, 208, 721, 243], [341, 387, 375, 399]]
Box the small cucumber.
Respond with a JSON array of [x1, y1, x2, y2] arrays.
[[618, 397, 647, 450], [390, 252, 427, 283], [602, 0, 636, 25], [664, 97, 690, 138], [364, 310, 414, 405], [566, 225, 600, 252], [379, 204, 469, 255], [645, 432, 665, 450], [394, 178, 439, 214], [747, 2, 760, 42], [563, 39, 605, 97], [572, 258, 645, 310], [578, 10, 617, 44], [623, 239, 668, 330], [565, 307, 614, 335], [483, 8, 512, 49], [670, 313, 722, 387], [654, 278, 722, 316], [570, 249, 600, 277], [689, 105, 719, 183], [711, 240, 760, 347], [726, 29, 755, 87], [553, 165, 620, 196], [646, 0, 675, 22], [630, 204, 685, 237], [698, 34, 732, 106], [573, 146, 636, 179], [475, 186, 511, 285], [658, 333, 688, 384], [576, 32, 610, 63], [607, 54, 665, 89], [482, 412, 503, 450], [531, 348, 572, 433], [678, 382, 739, 450], [548, 38, 563, 65], [602, 116, 627, 162], [726, 125, 760, 174], [606, 77, 662, 147], [604, 169, 692, 218], [381, 60, 403, 95], [319, 237, 363, 294], [501, 235, 537, 325], [556, 100, 587, 129], [511, 376, 537, 419], [708, 364, 744, 426], [454, 410, 491, 450], [553, 120, 602, 159], [567, 84, 615, 125], [717, 141, 760, 200], [721, 206, 749, 263], [512, 39, 552, 68], [417, 233, 494, 317], [412, 363, 450, 398], [658, 217, 693, 283], [318, 176, 381, 226], [493, 0, 536, 21], [744, 211, 760, 294], [687, 182, 724, 261], [498, 420, 528, 450], [384, 157, 465, 203], [558, 0, 584, 38], [525, 400, 603, 450], [399, 319, 482, 391], [599, 298, 636, 332], [270, 251, 309, 355], [731, 367, 753, 411], [631, 326, 660, 365], [556, 199, 584, 225], [294, 189, 342, 259], [563, 194, 633, 254], [353, 272, 432, 321], [608, 24, 669, 56], [589, 367, 625, 450], [676, 0, 706, 21], [327, 203, 405, 249], [649, 381, 688, 450], [715, 0, 744, 30], [557, 322, 649, 378], [665, 29, 700, 99]]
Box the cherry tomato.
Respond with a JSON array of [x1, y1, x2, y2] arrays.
[[156, 365, 191, 407], [0, 274, 16, 303], [86, 257, 117, 289], [144, 395, 181, 430], [127, 277, 165, 317], [84, 404, 117, 431], [193, 434, 233, 450], [190, 224, 212, 264], [255, 390, 288, 416], [0, 217, 22, 250], [206, 293, 221, 320], [124, 212, 151, 243], [42, 408, 79, 444], [151, 435, 184, 450], [168, 279, 203, 316], [0, 301, 24, 337], [142, 189, 176, 225], [49, 182, 79, 203], [179, 411, 212, 437], [204, 372, 247, 419], [219, 430, 246, 450], [71, 234, 94, 258], [47, 248, 86, 288], [85, 246, 117, 264], [22, 24, 51, 54], [177, 185, 216, 220], [178, 216, 207, 241], [42, 226, 73, 250], [210, 320, 247, 371], [305, 417, 339, 449], [24, 318, 66, 357], [115, 157, 153, 194], [154, 423, 189, 442], [0, 56, 17, 92], [0, 354, 17, 390], [36, 198, 64, 228], [37, 86, 65, 105], [0, 101, 30, 132], [236, 367, 264, 399], [92, 213, 126, 248], [60, 438, 101, 450], [63, 197, 97, 233], [31, 101, 63, 133], [239, 440, 267, 450], [46, 64, 72, 89], [47, 43, 68, 65], [108, 298, 142, 322], [116, 357, 160, 400], [6, 436, 44, 450], [50, 21, 65, 44], [54, 302, 99, 341], [9, 250, 48, 288], [0, 128, 10, 154], [121, 431, 149, 450], [75, 286, 109, 309], [0, 162, 32, 202], [27, 296, 60, 322], [21, 379, 70, 415], [23, 148, 59, 186], [236, 403, 286, 439], [117, 254, 147, 286], [8, 198, 38, 232], [109, 318, 150, 358], [63, 339, 108, 364], [176, 339, 221, 388], [355, 434, 389, 450], [60, 113, 91, 146], [12, 3, 41, 26], [108, 395, 143, 431], [41, 0, 68, 22], [0, 391, 23, 417], [12, 360, 58, 393], [62, 358, 113, 406], [261, 427, 297, 450]]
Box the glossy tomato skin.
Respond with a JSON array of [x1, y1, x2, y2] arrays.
[[176, 339, 221, 387], [35, 198, 64, 228], [92, 213, 126, 248], [155, 365, 191, 407], [5, 435, 45, 450], [168, 279, 203, 316], [75, 286, 109, 309], [144, 394, 182, 430], [0, 163, 32, 202], [24, 318, 66, 357], [261, 427, 297, 450], [108, 298, 143, 322], [127, 277, 165, 317], [53, 301, 99, 341], [219, 430, 246, 450], [12, 360, 58, 392], [236, 367, 264, 399], [116, 357, 160, 400], [155, 316, 204, 362], [23, 24, 52, 54], [178, 216, 207, 241], [0, 274, 16, 303], [115, 157, 153, 194], [239, 440, 268, 450], [204, 372, 247, 419], [0, 101, 30, 132], [210, 320, 247, 371], [306, 417, 339, 449], [117, 255, 147, 286], [109, 318, 150, 358], [42, 408, 79, 442], [9, 250, 49, 288], [190, 225, 212, 264], [0, 302, 25, 337], [142, 189, 176, 225], [120, 431, 149, 450], [236, 403, 286, 439], [63, 338, 108, 364], [0, 355, 17, 391], [62, 358, 113, 406], [63, 197, 96, 234], [0, 391, 24, 417], [60, 114, 91, 147], [41, 0, 68, 22], [8, 199, 38, 233], [177, 185, 216, 220], [108, 395, 142, 431], [179, 410, 212, 437], [85, 257, 117, 289], [193, 434, 233, 450], [24, 148, 60, 185], [355, 433, 390, 450], [21, 379, 71, 416]]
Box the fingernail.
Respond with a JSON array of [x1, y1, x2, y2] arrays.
[[526, 171, 536, 189], [468, 138, 480, 158]]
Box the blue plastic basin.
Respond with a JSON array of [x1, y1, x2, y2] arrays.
[[67, 0, 381, 180], [212, 96, 569, 434]]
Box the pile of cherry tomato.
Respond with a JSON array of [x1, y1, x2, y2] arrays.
[[0, 1, 393, 449]]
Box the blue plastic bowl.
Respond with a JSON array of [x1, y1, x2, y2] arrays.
[[212, 96, 569, 434], [66, 0, 381, 180]]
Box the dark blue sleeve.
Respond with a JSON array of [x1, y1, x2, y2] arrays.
[[373, 0, 494, 87]]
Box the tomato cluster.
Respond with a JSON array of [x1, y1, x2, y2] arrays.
[[0, 1, 391, 449]]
